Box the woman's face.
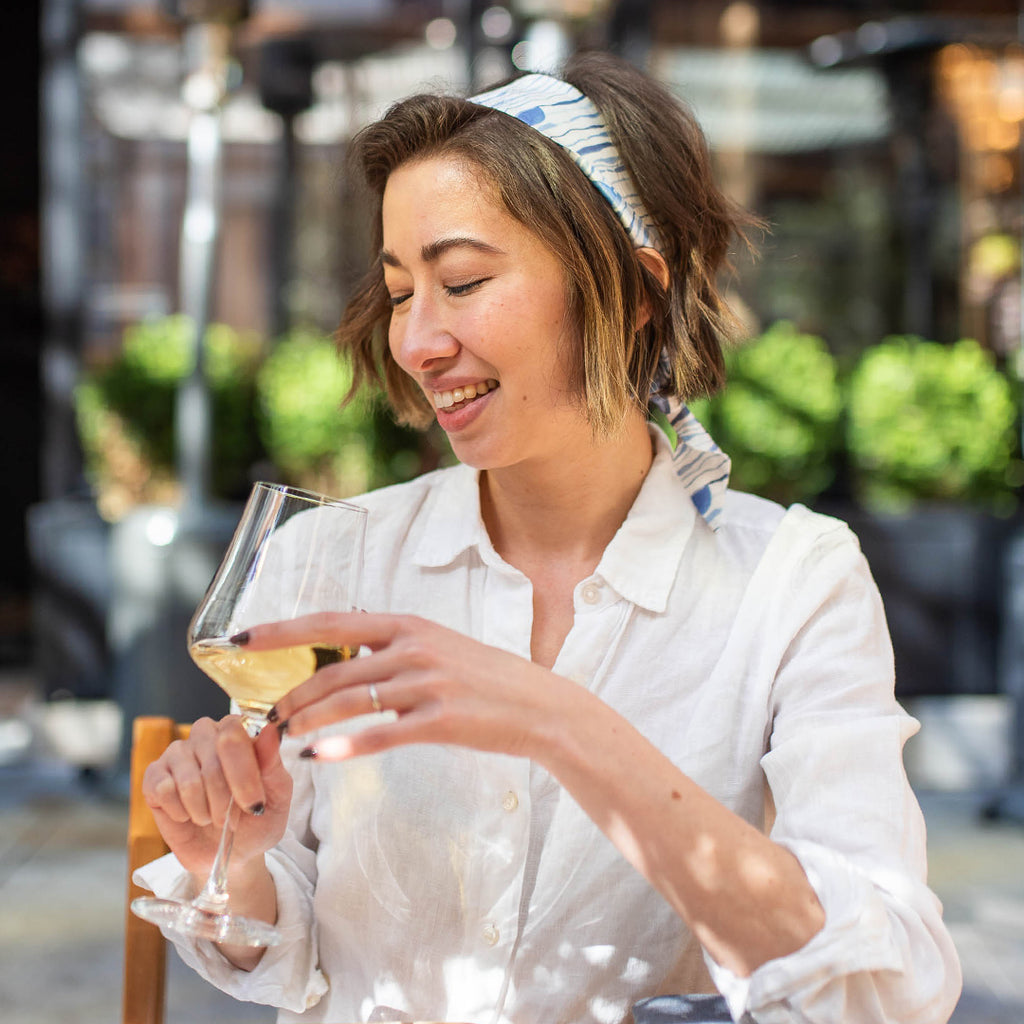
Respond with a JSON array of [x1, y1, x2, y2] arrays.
[[382, 154, 589, 473]]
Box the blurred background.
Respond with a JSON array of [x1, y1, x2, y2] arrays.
[[2, 1, 1024, 1022]]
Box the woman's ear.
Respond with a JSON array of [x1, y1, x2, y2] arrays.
[[634, 246, 670, 330], [637, 246, 670, 290]]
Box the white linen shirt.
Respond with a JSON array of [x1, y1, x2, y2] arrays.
[[137, 429, 961, 1024]]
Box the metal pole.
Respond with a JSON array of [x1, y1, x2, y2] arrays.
[[39, 0, 85, 500], [268, 112, 296, 339], [175, 21, 230, 514]]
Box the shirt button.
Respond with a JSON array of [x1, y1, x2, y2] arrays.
[[581, 582, 601, 604], [482, 922, 500, 946], [502, 790, 519, 812]]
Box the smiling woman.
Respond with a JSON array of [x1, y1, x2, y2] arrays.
[[379, 154, 601, 474], [133, 50, 962, 1024]]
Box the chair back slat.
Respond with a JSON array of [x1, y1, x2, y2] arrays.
[[122, 716, 189, 1024]]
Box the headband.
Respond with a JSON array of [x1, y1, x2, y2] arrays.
[[470, 73, 662, 251], [470, 74, 729, 530], [653, 396, 731, 531]]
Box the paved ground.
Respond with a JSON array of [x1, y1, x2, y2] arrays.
[[1, 684, 1022, 1023], [0, 755, 273, 1024]]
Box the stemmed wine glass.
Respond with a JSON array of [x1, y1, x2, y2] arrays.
[[131, 482, 368, 947]]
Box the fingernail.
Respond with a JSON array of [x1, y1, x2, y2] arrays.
[[249, 802, 265, 816], [276, 719, 289, 738], [230, 630, 250, 646], [266, 706, 279, 722], [299, 746, 318, 759]]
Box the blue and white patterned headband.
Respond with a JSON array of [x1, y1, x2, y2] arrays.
[[470, 73, 730, 530], [470, 73, 662, 252], [652, 396, 731, 531]]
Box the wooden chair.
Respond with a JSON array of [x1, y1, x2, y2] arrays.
[[123, 715, 190, 1024]]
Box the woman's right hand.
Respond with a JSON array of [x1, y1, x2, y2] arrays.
[[141, 715, 294, 880]]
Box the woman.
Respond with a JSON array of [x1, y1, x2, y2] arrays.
[[137, 52, 961, 1023]]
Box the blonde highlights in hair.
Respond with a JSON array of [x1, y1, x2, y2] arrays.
[[337, 51, 751, 434]]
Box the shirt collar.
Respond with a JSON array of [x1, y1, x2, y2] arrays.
[[412, 462, 492, 569], [412, 429, 700, 614], [593, 427, 697, 612]]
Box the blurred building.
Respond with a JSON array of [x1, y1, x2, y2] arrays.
[[55, 3, 1024, 374], [7, 1, 1024, 715]]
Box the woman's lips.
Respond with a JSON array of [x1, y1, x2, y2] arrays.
[[431, 378, 499, 411]]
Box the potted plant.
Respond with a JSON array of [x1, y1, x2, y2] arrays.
[[689, 320, 843, 507], [255, 327, 446, 498], [841, 335, 1021, 700], [74, 315, 265, 518], [63, 319, 440, 760]]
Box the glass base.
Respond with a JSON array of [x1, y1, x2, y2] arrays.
[[131, 895, 282, 948]]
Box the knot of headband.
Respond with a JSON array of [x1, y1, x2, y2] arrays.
[[652, 396, 732, 531], [470, 72, 730, 531]]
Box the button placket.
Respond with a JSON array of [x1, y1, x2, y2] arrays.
[[465, 758, 529, 969], [557, 589, 634, 700]]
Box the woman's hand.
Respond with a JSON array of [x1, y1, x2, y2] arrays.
[[235, 612, 574, 762], [230, 613, 828, 979], [141, 715, 294, 879]]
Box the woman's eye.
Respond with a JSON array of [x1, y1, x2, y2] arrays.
[[389, 292, 412, 307], [446, 278, 488, 297]]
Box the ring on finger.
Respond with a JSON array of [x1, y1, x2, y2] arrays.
[[368, 682, 383, 714]]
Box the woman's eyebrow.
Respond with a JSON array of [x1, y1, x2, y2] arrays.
[[380, 237, 506, 268]]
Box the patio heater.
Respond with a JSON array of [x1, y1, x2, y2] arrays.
[[107, 0, 252, 785], [158, 0, 249, 512]]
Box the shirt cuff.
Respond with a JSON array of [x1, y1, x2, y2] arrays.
[[702, 840, 904, 1022], [133, 852, 329, 1014]]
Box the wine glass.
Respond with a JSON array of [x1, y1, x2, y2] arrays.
[[131, 482, 368, 947]]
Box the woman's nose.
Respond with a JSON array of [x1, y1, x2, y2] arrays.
[[390, 296, 460, 372]]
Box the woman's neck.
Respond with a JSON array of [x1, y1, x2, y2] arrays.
[[479, 412, 654, 575]]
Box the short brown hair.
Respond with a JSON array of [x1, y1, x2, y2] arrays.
[[337, 50, 750, 432]]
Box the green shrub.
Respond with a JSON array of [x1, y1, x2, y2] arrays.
[[689, 321, 843, 506], [846, 336, 1020, 512], [76, 318, 440, 517], [79, 317, 1020, 521], [255, 329, 436, 496], [75, 315, 263, 512]]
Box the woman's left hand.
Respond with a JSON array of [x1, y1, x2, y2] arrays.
[[238, 612, 575, 762]]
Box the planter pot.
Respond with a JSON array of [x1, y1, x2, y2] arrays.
[[27, 498, 244, 780], [108, 502, 242, 776], [819, 502, 1015, 699], [26, 497, 113, 701], [901, 694, 1012, 791]]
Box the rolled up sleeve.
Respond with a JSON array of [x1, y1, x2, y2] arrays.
[[705, 517, 962, 1023], [133, 753, 329, 1015]]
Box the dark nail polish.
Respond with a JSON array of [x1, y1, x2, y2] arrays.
[[276, 719, 289, 738], [249, 802, 265, 816], [299, 746, 318, 759], [266, 706, 279, 723], [230, 630, 250, 646]]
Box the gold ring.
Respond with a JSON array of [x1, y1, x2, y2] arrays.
[[368, 682, 383, 714]]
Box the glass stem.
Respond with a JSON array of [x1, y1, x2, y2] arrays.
[[193, 796, 238, 912]]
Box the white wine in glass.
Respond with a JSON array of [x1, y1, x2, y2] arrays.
[[189, 638, 356, 721], [131, 482, 368, 947]]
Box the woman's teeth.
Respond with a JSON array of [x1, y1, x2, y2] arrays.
[[433, 379, 498, 410]]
